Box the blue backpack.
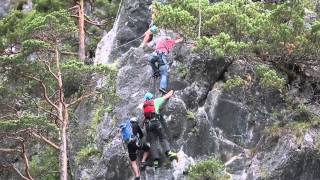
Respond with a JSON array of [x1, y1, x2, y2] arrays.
[[119, 120, 133, 143]]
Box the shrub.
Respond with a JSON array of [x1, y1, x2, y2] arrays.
[[188, 158, 230, 180], [154, 0, 320, 57], [224, 76, 246, 91], [75, 146, 101, 163], [30, 147, 59, 180], [177, 63, 188, 79], [186, 110, 195, 121], [256, 65, 286, 89], [195, 33, 248, 57], [154, 3, 196, 36]]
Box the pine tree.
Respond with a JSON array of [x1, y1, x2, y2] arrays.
[[0, 10, 116, 180]]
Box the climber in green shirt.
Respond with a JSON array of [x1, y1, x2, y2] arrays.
[[143, 90, 178, 168]]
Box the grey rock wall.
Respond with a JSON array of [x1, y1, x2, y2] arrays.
[[72, 0, 320, 179]]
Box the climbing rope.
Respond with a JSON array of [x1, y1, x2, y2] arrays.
[[114, 0, 123, 23], [152, 76, 157, 96], [111, 0, 146, 51], [198, 0, 202, 38], [113, 34, 145, 51]]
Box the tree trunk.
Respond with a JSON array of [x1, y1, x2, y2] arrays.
[[79, 0, 86, 60], [59, 116, 68, 180], [198, 0, 201, 38], [55, 46, 68, 180], [21, 143, 33, 180]]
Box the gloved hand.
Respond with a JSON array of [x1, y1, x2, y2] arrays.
[[152, 71, 160, 78]]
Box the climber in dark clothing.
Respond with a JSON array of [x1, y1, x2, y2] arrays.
[[120, 119, 150, 180], [143, 90, 178, 168]]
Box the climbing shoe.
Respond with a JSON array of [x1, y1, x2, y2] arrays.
[[153, 160, 160, 168], [167, 151, 178, 161], [140, 161, 147, 170], [159, 88, 167, 95], [134, 176, 140, 180]]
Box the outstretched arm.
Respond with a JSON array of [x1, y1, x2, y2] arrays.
[[162, 90, 174, 100], [140, 29, 153, 48], [174, 35, 184, 44]]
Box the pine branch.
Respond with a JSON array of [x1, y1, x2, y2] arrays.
[[0, 148, 21, 153], [32, 96, 61, 122], [31, 132, 60, 150], [12, 165, 30, 180], [38, 106, 61, 122], [48, 49, 78, 56], [67, 92, 96, 107], [60, 51, 78, 56], [39, 60, 59, 82], [68, 5, 79, 11], [23, 75, 59, 111], [70, 15, 104, 27], [21, 143, 33, 180]]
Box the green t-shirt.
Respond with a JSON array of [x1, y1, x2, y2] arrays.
[[154, 97, 165, 114]]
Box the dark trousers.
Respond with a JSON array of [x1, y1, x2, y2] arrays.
[[127, 140, 150, 161], [146, 119, 170, 161], [148, 52, 168, 90]]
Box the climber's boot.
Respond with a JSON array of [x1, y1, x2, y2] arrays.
[[159, 88, 167, 95], [167, 151, 178, 161], [140, 161, 147, 171], [153, 160, 159, 168]]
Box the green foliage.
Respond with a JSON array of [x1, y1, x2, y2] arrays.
[[191, 127, 200, 136], [186, 110, 195, 121], [93, 0, 120, 21], [30, 147, 59, 180], [33, 0, 69, 12], [91, 105, 105, 132], [62, 59, 116, 75], [75, 146, 101, 164], [154, 2, 196, 36], [0, 10, 26, 51], [296, 103, 308, 113], [265, 118, 320, 139], [203, 0, 254, 41], [188, 158, 230, 180], [224, 76, 246, 91], [177, 63, 188, 79], [316, 136, 320, 154], [22, 10, 77, 44], [256, 65, 286, 89], [309, 20, 320, 54], [259, 167, 270, 179], [155, 0, 320, 57], [106, 105, 113, 113], [195, 33, 248, 57], [0, 114, 58, 133]]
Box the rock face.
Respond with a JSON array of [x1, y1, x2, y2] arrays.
[[71, 0, 320, 180], [95, 0, 152, 64], [245, 130, 320, 180], [0, 0, 32, 19], [0, 0, 12, 19]]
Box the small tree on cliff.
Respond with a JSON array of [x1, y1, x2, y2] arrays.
[[0, 10, 116, 180]]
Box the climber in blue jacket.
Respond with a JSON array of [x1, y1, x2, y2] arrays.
[[119, 118, 150, 180]]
